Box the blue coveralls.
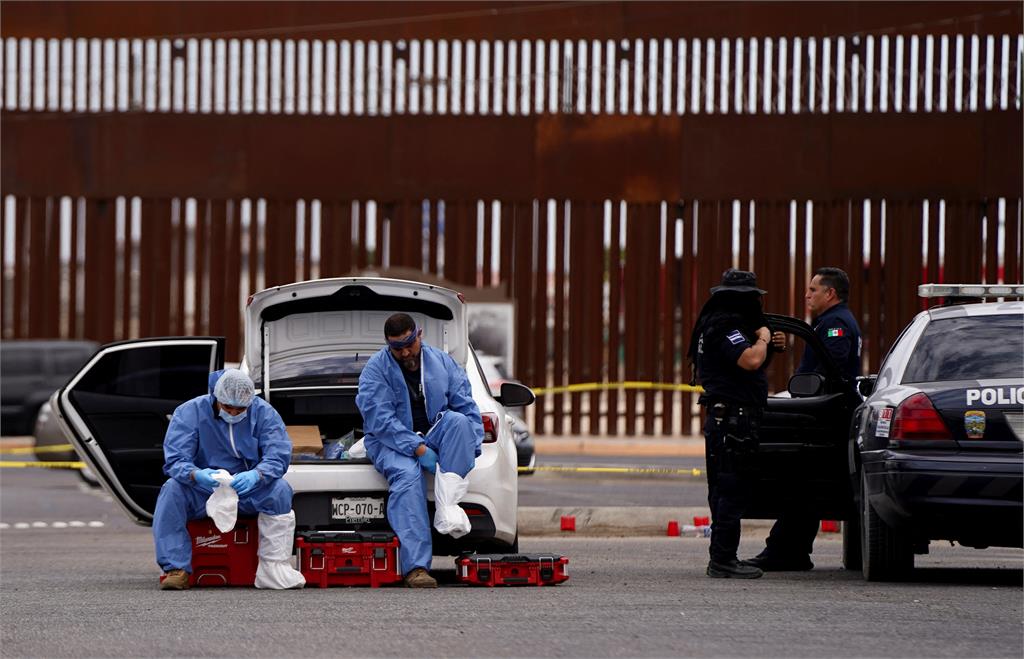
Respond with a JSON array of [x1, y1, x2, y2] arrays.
[[153, 370, 293, 573], [356, 344, 483, 574], [763, 301, 863, 562]]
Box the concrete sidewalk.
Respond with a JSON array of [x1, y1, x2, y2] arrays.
[[534, 434, 705, 458]]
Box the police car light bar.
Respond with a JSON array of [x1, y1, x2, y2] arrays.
[[918, 284, 1024, 298]]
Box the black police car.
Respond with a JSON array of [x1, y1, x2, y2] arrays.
[[847, 284, 1024, 581]]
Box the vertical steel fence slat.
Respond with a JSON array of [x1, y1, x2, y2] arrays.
[[223, 200, 241, 359], [84, 198, 116, 343], [531, 200, 548, 432], [551, 200, 566, 435]]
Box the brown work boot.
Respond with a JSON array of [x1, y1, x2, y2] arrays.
[[159, 569, 190, 590], [403, 567, 438, 588]]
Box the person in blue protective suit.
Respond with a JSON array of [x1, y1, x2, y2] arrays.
[[153, 368, 305, 590], [747, 266, 863, 572], [356, 312, 484, 588]]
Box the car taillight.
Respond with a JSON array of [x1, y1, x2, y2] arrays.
[[482, 412, 499, 443], [890, 393, 951, 440]]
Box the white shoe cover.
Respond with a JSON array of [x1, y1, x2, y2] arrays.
[[433, 467, 471, 539], [254, 511, 305, 589]]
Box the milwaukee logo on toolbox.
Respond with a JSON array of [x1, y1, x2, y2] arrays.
[[194, 535, 227, 549], [456, 553, 569, 587]]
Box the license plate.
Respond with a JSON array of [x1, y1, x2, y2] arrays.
[[331, 497, 385, 523]]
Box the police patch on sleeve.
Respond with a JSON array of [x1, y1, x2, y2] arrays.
[[726, 330, 745, 345], [826, 328, 845, 337]]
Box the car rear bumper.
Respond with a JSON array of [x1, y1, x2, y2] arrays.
[[862, 450, 1023, 547], [284, 444, 517, 547]]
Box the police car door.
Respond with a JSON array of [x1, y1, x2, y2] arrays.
[[746, 314, 859, 521], [56, 338, 224, 525]]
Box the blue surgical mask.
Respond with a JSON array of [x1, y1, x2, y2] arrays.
[[219, 408, 247, 425]]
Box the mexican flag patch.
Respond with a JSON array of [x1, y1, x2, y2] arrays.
[[827, 328, 844, 337]]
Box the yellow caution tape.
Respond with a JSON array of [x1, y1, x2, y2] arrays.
[[519, 465, 703, 477], [531, 381, 704, 396], [0, 460, 86, 469], [0, 443, 75, 455]]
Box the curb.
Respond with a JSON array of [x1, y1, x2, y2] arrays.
[[534, 436, 705, 458], [518, 506, 773, 536]]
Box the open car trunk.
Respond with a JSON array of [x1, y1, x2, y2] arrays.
[[272, 387, 371, 464]]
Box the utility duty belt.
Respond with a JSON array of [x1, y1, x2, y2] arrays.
[[706, 401, 763, 423], [707, 401, 762, 464]]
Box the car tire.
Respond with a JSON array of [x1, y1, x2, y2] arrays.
[[860, 470, 913, 581], [841, 514, 862, 571]]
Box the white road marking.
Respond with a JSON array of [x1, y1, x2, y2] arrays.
[[0, 520, 106, 530]]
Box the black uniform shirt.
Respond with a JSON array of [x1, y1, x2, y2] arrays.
[[797, 302, 862, 379], [400, 362, 431, 434], [696, 318, 769, 406]]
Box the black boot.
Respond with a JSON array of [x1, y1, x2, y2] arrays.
[[706, 558, 763, 579]]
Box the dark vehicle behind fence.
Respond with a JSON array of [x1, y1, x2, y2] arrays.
[[1, 340, 98, 436]]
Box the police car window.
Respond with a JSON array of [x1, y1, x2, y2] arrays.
[[902, 315, 1024, 383]]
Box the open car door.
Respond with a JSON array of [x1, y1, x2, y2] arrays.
[[745, 314, 860, 521], [56, 338, 224, 526]]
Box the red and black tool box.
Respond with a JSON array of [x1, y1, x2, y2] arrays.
[[295, 530, 403, 588], [159, 518, 259, 587], [455, 553, 569, 587]]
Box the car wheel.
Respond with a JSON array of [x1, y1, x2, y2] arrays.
[[841, 513, 862, 571], [860, 469, 913, 581]]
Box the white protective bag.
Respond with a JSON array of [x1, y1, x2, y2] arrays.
[[348, 437, 367, 459], [433, 467, 471, 538], [254, 511, 306, 589], [205, 470, 238, 533]]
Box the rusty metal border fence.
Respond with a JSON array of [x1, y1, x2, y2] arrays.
[[2, 195, 1021, 437], [2, 2, 1023, 437]]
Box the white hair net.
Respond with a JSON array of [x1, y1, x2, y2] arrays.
[[213, 369, 255, 408]]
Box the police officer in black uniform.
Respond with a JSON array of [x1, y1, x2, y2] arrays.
[[688, 268, 777, 579], [746, 266, 862, 571]]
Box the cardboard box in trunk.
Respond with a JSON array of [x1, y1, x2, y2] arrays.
[[287, 425, 323, 456]]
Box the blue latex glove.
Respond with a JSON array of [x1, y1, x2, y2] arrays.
[[230, 469, 262, 497], [417, 446, 438, 474], [193, 468, 219, 489]]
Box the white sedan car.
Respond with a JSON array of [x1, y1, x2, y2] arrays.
[[56, 278, 533, 554]]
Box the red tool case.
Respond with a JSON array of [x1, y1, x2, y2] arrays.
[[295, 530, 403, 588], [159, 518, 259, 587], [455, 553, 569, 587]]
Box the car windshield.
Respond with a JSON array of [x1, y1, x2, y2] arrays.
[[902, 314, 1024, 383], [269, 354, 371, 387]]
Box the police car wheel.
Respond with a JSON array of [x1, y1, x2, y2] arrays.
[[860, 470, 913, 582]]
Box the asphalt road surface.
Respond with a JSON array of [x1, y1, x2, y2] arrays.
[[520, 455, 707, 507], [2, 467, 1022, 658]]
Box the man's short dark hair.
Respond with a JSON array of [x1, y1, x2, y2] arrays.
[[384, 313, 416, 338], [815, 267, 850, 302]]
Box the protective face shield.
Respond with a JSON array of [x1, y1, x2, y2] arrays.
[[386, 326, 422, 351], [387, 326, 423, 371]]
